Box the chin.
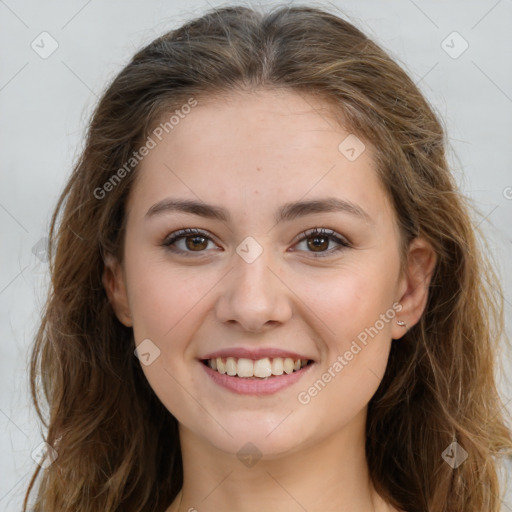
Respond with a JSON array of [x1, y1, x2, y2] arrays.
[[187, 410, 320, 460]]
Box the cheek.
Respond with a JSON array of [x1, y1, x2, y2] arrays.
[[303, 255, 399, 407], [309, 261, 399, 346], [125, 252, 214, 340], [125, 257, 219, 424], [299, 274, 396, 429]]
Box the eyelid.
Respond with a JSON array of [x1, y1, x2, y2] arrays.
[[293, 227, 351, 246], [162, 228, 221, 255], [290, 227, 351, 257]]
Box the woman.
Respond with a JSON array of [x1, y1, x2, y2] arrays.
[[24, 4, 512, 511]]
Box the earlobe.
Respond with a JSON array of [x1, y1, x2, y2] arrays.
[[101, 253, 133, 327], [392, 237, 437, 340]]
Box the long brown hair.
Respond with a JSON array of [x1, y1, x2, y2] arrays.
[[24, 4, 512, 511]]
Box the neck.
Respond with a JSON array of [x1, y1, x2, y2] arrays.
[[168, 408, 394, 512]]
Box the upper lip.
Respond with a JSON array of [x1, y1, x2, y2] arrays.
[[201, 347, 314, 361]]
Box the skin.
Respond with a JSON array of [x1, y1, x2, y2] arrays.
[[103, 88, 436, 512]]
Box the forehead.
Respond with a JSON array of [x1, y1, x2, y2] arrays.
[[127, 89, 392, 226]]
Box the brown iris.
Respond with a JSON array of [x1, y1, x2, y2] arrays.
[[307, 235, 329, 252], [185, 235, 208, 251]]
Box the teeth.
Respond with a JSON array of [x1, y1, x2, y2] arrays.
[[216, 357, 226, 374], [271, 357, 283, 376], [237, 358, 254, 377], [284, 357, 294, 374], [206, 356, 309, 378], [226, 357, 237, 376], [254, 358, 272, 378]]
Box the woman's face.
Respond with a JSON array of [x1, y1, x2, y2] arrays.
[[108, 89, 413, 457]]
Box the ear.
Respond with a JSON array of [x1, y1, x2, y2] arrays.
[[392, 237, 437, 340], [102, 253, 133, 327]]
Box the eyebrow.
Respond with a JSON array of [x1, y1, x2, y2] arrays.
[[145, 196, 371, 224]]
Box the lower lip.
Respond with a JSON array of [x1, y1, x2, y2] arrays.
[[201, 361, 314, 395]]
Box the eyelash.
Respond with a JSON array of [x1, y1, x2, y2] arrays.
[[162, 227, 351, 258]]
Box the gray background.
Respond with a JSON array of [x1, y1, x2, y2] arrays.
[[1, 0, 511, 510]]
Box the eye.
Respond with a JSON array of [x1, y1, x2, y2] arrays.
[[162, 227, 351, 258], [162, 228, 219, 255], [292, 227, 351, 257]]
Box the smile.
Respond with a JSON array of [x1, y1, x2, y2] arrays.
[[203, 357, 311, 378], [200, 355, 315, 396]]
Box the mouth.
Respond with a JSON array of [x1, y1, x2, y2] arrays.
[[201, 356, 313, 379]]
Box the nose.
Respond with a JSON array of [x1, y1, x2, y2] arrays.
[[214, 245, 293, 333]]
